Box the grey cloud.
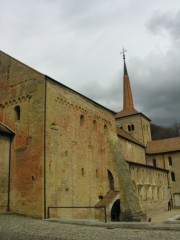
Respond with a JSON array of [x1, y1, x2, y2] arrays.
[[146, 10, 180, 40], [129, 52, 180, 125], [1, 0, 180, 127]]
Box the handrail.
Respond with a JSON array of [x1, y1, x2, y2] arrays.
[[47, 206, 107, 223]]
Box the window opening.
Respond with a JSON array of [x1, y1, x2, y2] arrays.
[[108, 170, 114, 190], [152, 159, 156, 167], [93, 120, 97, 130], [96, 169, 98, 178], [14, 105, 20, 120], [171, 172, 175, 182], [80, 115, 84, 126], [168, 157, 172, 166], [81, 168, 85, 176]]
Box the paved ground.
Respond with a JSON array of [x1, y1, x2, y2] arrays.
[[147, 209, 180, 223], [0, 211, 180, 240]]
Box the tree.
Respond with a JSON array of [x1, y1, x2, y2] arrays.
[[151, 122, 180, 140]]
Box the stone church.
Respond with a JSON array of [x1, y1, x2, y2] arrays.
[[0, 50, 179, 222]]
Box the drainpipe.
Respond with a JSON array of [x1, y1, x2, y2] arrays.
[[7, 135, 14, 212], [44, 77, 47, 219]]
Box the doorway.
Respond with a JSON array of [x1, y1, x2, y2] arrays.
[[111, 199, 120, 221], [174, 193, 180, 207]]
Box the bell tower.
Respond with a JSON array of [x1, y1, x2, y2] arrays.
[[115, 49, 151, 145]]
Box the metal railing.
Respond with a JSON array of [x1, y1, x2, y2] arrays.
[[47, 206, 107, 223]]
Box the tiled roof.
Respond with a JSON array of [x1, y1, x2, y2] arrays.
[[96, 191, 119, 207], [116, 127, 145, 147], [0, 122, 15, 136], [146, 137, 180, 154], [126, 160, 168, 172], [115, 108, 138, 118]]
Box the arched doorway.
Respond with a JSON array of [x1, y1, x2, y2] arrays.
[[111, 199, 120, 221]]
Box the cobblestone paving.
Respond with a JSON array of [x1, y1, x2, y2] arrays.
[[0, 214, 180, 240]]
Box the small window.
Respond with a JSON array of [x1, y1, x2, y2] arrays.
[[120, 126, 123, 129], [168, 157, 172, 166], [171, 172, 175, 182], [104, 124, 108, 133], [93, 120, 97, 130], [80, 115, 84, 126], [128, 125, 131, 131], [81, 168, 85, 176], [131, 124, 134, 131], [96, 169, 98, 178], [14, 105, 20, 120], [152, 159, 156, 167]]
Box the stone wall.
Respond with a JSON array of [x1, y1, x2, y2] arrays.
[[0, 135, 10, 212], [147, 152, 180, 208], [45, 79, 116, 219], [119, 137, 146, 164], [0, 51, 45, 218], [45, 79, 143, 221], [129, 164, 169, 213]]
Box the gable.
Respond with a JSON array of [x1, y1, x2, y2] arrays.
[[0, 51, 44, 101]]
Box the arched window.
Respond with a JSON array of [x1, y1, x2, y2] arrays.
[[108, 170, 114, 190], [171, 172, 175, 182], [128, 125, 131, 131], [81, 168, 85, 176], [168, 157, 172, 166], [93, 120, 97, 130], [152, 159, 156, 167], [104, 124, 108, 134], [131, 124, 134, 131], [80, 114, 84, 126], [96, 169, 98, 178], [14, 105, 20, 120]]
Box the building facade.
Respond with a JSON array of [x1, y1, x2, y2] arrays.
[[0, 50, 179, 222]]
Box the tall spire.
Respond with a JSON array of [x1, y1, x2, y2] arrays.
[[123, 49, 135, 110], [115, 48, 138, 118]]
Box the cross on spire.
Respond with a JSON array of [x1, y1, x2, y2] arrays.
[[120, 47, 127, 60], [120, 47, 128, 75]]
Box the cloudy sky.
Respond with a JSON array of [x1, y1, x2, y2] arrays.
[[1, 0, 180, 126]]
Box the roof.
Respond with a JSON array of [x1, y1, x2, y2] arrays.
[[115, 111, 151, 121], [96, 191, 119, 207], [126, 160, 168, 173], [115, 109, 139, 118], [115, 55, 151, 122], [146, 137, 180, 154], [115, 56, 139, 118], [0, 122, 15, 136], [0, 50, 115, 115], [116, 127, 145, 147]]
